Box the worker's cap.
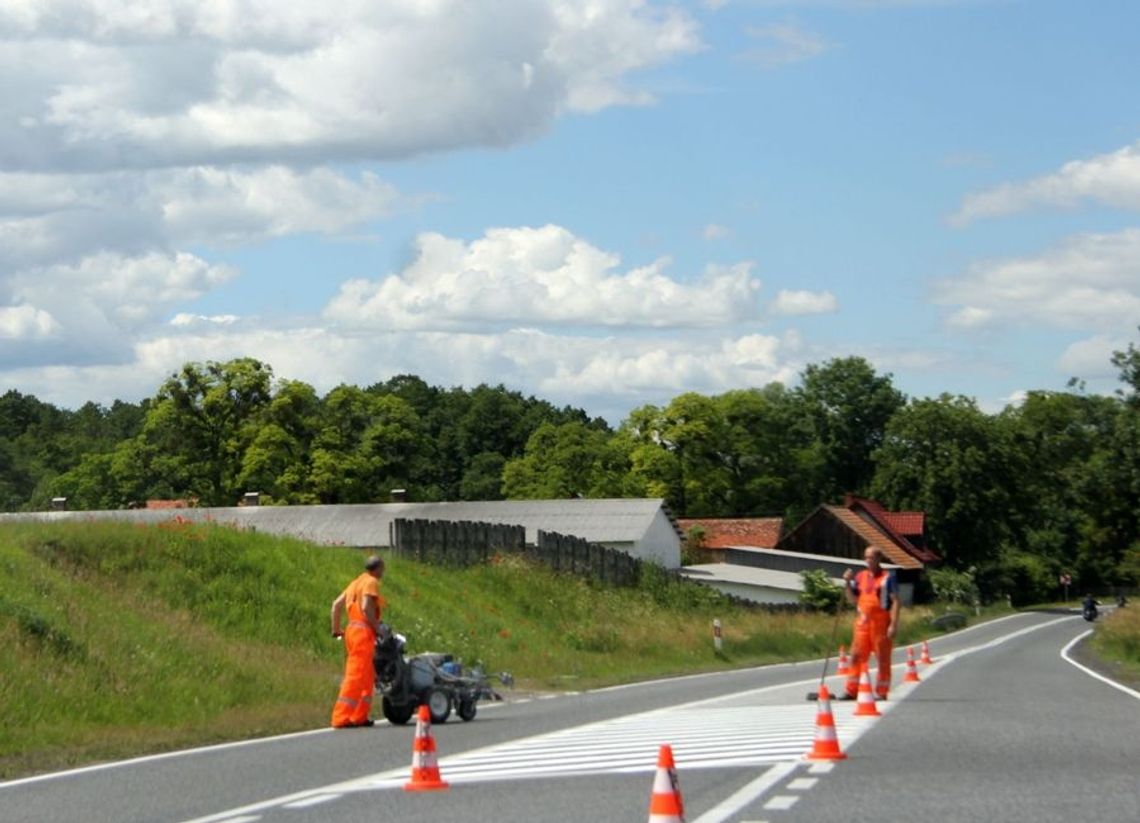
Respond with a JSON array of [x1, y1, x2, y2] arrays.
[[365, 554, 383, 571]]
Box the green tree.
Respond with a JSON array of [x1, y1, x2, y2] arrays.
[[871, 394, 1022, 568], [796, 357, 906, 501], [140, 358, 274, 505]]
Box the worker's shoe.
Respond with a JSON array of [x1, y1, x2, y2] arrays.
[[839, 693, 857, 701]]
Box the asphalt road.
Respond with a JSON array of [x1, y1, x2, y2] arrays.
[[2, 610, 1136, 822]]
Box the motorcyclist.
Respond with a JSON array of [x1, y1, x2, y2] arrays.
[[1082, 593, 1098, 621]]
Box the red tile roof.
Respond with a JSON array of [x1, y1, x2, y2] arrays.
[[844, 495, 939, 564], [676, 517, 784, 549], [823, 506, 925, 569], [881, 511, 924, 537]]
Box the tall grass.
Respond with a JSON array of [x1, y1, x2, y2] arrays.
[[0, 520, 1010, 778], [1090, 604, 1140, 682]]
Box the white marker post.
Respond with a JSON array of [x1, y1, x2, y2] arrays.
[[713, 618, 723, 652]]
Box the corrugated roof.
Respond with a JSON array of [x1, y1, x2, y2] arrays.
[[680, 563, 843, 591], [676, 517, 783, 549], [823, 506, 924, 570]]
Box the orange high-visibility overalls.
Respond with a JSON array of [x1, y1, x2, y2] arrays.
[[330, 572, 384, 727], [845, 568, 896, 700]]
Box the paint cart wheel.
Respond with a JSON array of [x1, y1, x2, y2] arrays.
[[381, 696, 415, 726], [457, 698, 477, 722], [426, 688, 452, 724]]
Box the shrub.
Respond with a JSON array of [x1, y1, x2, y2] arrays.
[[798, 569, 842, 613]]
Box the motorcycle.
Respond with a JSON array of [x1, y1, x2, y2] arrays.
[[1082, 601, 1098, 622]]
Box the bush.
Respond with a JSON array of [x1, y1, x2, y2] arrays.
[[976, 551, 1055, 607], [928, 566, 979, 607], [798, 569, 842, 613]]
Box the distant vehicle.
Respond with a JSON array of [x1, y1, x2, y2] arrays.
[[1082, 596, 1098, 622]]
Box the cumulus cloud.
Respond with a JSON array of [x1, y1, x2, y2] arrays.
[[769, 288, 837, 315], [1, 251, 236, 367], [0, 1, 701, 172], [1058, 335, 1128, 380], [952, 141, 1140, 225], [935, 228, 1140, 332], [703, 223, 730, 240], [323, 225, 762, 331]]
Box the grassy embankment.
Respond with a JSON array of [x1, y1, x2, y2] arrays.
[[0, 519, 1079, 780], [1089, 603, 1140, 686]]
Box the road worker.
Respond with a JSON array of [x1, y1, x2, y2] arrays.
[[842, 546, 900, 700], [330, 554, 386, 728]]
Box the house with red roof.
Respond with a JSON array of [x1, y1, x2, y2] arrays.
[[679, 496, 938, 605]]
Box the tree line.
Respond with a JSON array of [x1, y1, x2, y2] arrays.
[[1, 334, 1137, 601]]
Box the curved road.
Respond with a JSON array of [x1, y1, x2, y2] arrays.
[[2, 610, 1136, 822]]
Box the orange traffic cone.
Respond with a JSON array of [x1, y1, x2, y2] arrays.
[[853, 665, 880, 717], [404, 705, 449, 791], [804, 685, 847, 761], [647, 744, 684, 823], [835, 644, 851, 676], [920, 640, 934, 665], [903, 647, 921, 682]]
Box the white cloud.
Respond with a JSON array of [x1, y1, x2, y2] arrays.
[[935, 228, 1140, 332], [0, 304, 59, 340], [1, 251, 236, 366], [703, 223, 730, 240], [1058, 335, 1127, 380], [323, 225, 763, 331], [952, 141, 1140, 225], [740, 22, 829, 67], [0, 1, 701, 172], [769, 288, 838, 315]]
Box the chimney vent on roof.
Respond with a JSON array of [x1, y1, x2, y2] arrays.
[[242, 492, 260, 506], [51, 497, 67, 511], [390, 489, 407, 503]]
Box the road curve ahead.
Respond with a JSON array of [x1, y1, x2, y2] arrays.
[[1, 611, 1135, 822]]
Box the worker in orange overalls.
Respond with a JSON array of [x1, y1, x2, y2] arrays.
[[330, 555, 386, 728], [842, 546, 900, 701]]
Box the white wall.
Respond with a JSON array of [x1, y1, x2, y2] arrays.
[[632, 509, 682, 567]]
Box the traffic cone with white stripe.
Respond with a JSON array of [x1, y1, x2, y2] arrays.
[[920, 639, 934, 665], [835, 644, 851, 676], [805, 685, 847, 761], [903, 646, 921, 683], [647, 744, 684, 823], [853, 664, 880, 717], [404, 705, 449, 791]]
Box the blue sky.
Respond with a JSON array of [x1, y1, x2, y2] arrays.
[[1, 0, 1138, 424]]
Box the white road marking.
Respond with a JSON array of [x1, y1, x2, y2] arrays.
[[689, 762, 799, 823], [1060, 630, 1140, 701], [282, 794, 340, 808], [763, 795, 799, 810], [787, 777, 818, 790]]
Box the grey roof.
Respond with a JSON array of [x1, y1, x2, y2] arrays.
[[680, 563, 844, 591], [1, 498, 674, 548]]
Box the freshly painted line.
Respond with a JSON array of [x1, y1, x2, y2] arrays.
[[0, 727, 332, 790], [689, 762, 799, 823], [787, 777, 818, 790], [1060, 631, 1140, 701], [763, 795, 799, 811], [283, 794, 340, 808], [217, 817, 260, 823]]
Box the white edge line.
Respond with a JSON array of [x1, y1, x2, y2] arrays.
[[0, 727, 333, 790], [690, 761, 800, 823], [1060, 630, 1140, 701]]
